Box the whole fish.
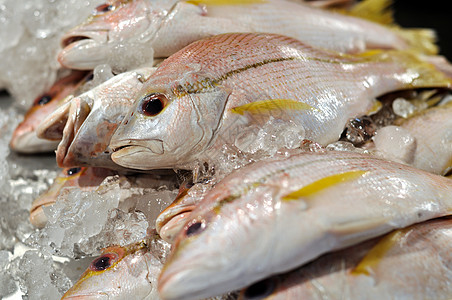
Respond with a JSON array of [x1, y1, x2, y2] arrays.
[[110, 33, 451, 171], [239, 217, 452, 300], [58, 0, 435, 71], [37, 67, 156, 170], [9, 70, 90, 153], [30, 167, 116, 228], [158, 150, 452, 300], [373, 99, 452, 175], [156, 181, 212, 243], [61, 239, 164, 300]]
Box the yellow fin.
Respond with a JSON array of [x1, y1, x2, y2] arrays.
[[231, 99, 317, 116], [282, 170, 367, 201], [358, 49, 452, 89], [186, 0, 266, 6], [351, 229, 405, 276], [391, 27, 439, 55], [346, 0, 393, 25]]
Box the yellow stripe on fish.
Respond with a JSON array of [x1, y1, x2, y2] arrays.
[[186, 0, 267, 6], [351, 229, 406, 276], [282, 170, 368, 201], [231, 99, 317, 116], [345, 0, 393, 25]]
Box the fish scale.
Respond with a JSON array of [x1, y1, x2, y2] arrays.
[[158, 150, 452, 300], [110, 32, 451, 170]]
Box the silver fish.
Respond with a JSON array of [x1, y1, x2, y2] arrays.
[[158, 150, 452, 300], [58, 0, 435, 71], [110, 33, 451, 170]]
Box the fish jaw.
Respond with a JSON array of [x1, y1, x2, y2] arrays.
[[58, 32, 110, 70], [10, 130, 59, 153], [58, 0, 161, 70], [63, 243, 162, 300]]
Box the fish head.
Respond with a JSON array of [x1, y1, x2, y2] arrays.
[[10, 70, 89, 153], [158, 183, 277, 300], [156, 181, 211, 243], [58, 0, 169, 70], [62, 242, 162, 299], [110, 70, 231, 170], [41, 68, 155, 169], [30, 167, 115, 228]]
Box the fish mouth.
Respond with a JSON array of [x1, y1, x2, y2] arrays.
[[56, 99, 91, 168], [59, 30, 109, 70], [157, 210, 194, 244], [30, 195, 56, 228], [62, 292, 109, 299], [111, 141, 165, 170], [10, 130, 59, 154]]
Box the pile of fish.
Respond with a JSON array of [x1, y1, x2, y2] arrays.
[[4, 0, 452, 299]]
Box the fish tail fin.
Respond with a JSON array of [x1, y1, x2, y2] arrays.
[[343, 0, 438, 55], [358, 49, 452, 89], [346, 0, 393, 25], [392, 27, 439, 55]]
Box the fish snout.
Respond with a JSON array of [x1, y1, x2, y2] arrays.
[[30, 193, 56, 228], [56, 98, 92, 168], [59, 30, 109, 70], [110, 139, 165, 170]]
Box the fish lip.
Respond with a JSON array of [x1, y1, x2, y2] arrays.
[[61, 30, 108, 48], [10, 130, 59, 153], [62, 292, 109, 299], [112, 140, 165, 156], [156, 206, 195, 233]]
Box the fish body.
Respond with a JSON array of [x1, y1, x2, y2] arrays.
[[373, 100, 452, 175], [62, 239, 164, 300], [58, 0, 430, 71], [239, 217, 452, 300], [110, 33, 451, 170], [158, 150, 452, 300], [30, 167, 116, 228], [37, 67, 157, 170], [9, 70, 89, 153]]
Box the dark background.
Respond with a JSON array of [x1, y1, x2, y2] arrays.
[[393, 1, 452, 60]]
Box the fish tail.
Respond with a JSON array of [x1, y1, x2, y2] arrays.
[[392, 27, 439, 55], [358, 49, 452, 89], [346, 0, 393, 25]]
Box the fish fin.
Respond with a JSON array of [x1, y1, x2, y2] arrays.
[[330, 216, 391, 246], [36, 99, 72, 140], [282, 170, 368, 201], [351, 229, 406, 276], [186, 0, 266, 6], [391, 27, 439, 55], [231, 99, 317, 116], [358, 49, 452, 89], [345, 0, 393, 25]]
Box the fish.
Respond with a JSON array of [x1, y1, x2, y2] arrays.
[[37, 67, 157, 170], [58, 0, 436, 71], [155, 181, 212, 243], [239, 217, 452, 300], [158, 150, 452, 300], [9, 70, 90, 153], [110, 32, 451, 170], [30, 166, 116, 228], [373, 99, 452, 175], [61, 238, 165, 300]]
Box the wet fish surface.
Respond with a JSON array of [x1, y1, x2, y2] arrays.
[[58, 0, 435, 71], [158, 150, 452, 300], [110, 33, 451, 170]]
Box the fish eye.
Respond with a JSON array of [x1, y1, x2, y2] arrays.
[[185, 220, 206, 237], [94, 3, 115, 14], [243, 278, 276, 299], [35, 94, 52, 106], [89, 253, 118, 271], [65, 167, 82, 176], [141, 93, 168, 117]]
